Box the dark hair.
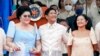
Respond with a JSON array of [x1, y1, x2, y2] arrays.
[[16, 6, 32, 19], [45, 8, 56, 15], [74, 14, 92, 30], [33, 1, 46, 7], [21, 0, 29, 4], [50, 5, 58, 10], [57, 19, 66, 23], [21, 0, 30, 6], [58, 0, 64, 9]]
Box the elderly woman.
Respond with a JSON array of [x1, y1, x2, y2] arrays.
[[7, 6, 41, 56], [57, 0, 74, 20]]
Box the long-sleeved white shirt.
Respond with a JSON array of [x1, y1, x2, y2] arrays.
[[39, 22, 68, 56]]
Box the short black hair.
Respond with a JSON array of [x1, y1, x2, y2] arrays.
[[45, 8, 56, 15], [74, 14, 92, 30], [21, 0, 29, 3], [16, 6, 32, 19], [33, 1, 46, 7], [50, 5, 58, 10]]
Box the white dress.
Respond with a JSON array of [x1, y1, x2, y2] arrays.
[[67, 28, 97, 56]]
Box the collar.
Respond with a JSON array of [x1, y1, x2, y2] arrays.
[[47, 22, 57, 29]]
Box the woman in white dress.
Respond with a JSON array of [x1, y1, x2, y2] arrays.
[[67, 14, 98, 56]]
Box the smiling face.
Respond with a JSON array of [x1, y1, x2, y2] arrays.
[[46, 10, 57, 23], [20, 11, 31, 24], [76, 15, 88, 28]]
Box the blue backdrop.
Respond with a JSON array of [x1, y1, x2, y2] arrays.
[[0, 0, 13, 33], [0, 0, 13, 55]]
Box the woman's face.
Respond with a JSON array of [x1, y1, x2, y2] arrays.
[[64, 0, 73, 11], [76, 16, 88, 28], [46, 10, 57, 22], [20, 11, 31, 24]]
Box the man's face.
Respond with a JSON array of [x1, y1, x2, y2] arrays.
[[46, 10, 57, 23], [96, 0, 100, 8], [74, 4, 84, 15]]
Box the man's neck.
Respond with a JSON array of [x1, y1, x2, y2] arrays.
[[48, 21, 56, 25]]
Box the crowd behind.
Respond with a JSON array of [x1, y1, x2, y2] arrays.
[[0, 0, 100, 56]]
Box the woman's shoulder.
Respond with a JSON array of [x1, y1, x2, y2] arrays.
[[72, 30, 79, 37], [72, 30, 77, 35], [9, 21, 16, 27], [9, 21, 15, 24]]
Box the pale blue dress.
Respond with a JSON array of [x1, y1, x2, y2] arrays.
[[7, 21, 40, 56]]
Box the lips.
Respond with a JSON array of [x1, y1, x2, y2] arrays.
[[24, 18, 30, 21], [77, 22, 84, 25], [51, 16, 56, 18], [77, 22, 83, 24]]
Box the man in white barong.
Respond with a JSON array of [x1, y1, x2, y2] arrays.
[[39, 8, 68, 56]]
